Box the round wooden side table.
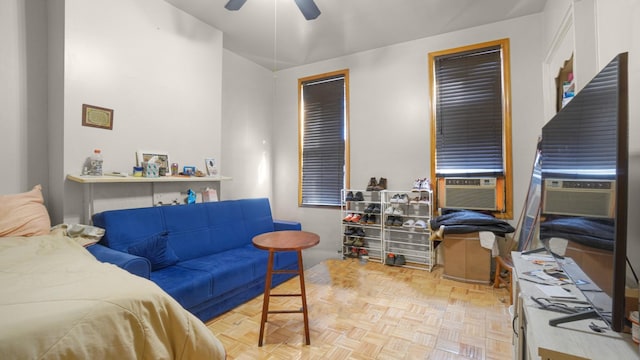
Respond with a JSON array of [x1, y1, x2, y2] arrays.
[[252, 230, 320, 346]]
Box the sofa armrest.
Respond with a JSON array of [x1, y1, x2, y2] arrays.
[[274, 219, 302, 231], [86, 243, 151, 279]]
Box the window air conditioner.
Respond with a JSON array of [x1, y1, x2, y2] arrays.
[[542, 179, 615, 218], [443, 177, 498, 211]]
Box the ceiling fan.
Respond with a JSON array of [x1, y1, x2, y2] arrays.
[[224, 0, 321, 20]]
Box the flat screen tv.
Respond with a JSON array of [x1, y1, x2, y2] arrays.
[[539, 52, 628, 332]]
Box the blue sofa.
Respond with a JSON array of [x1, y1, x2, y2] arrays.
[[87, 198, 301, 322]]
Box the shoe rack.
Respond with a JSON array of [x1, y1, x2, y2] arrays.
[[381, 189, 436, 271], [340, 189, 383, 262], [340, 188, 436, 271]]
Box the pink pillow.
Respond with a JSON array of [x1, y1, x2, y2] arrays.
[[0, 185, 51, 237]]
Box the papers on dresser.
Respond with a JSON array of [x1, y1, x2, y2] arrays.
[[535, 284, 577, 299], [521, 269, 571, 286]]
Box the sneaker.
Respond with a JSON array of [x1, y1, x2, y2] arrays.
[[414, 219, 427, 230], [366, 177, 378, 191], [359, 248, 369, 257], [384, 206, 395, 214], [349, 247, 359, 258], [359, 214, 369, 224], [411, 179, 422, 192], [410, 196, 420, 204], [355, 228, 366, 237], [364, 203, 376, 213], [420, 178, 431, 191], [352, 238, 364, 247], [392, 207, 404, 216], [344, 237, 355, 245], [385, 253, 395, 265], [398, 194, 409, 204], [344, 227, 355, 235], [394, 254, 406, 266], [390, 194, 400, 203], [418, 196, 430, 204], [366, 214, 377, 224], [350, 214, 362, 223], [392, 217, 403, 227], [354, 191, 365, 201], [402, 219, 415, 228], [345, 191, 354, 201], [372, 204, 381, 214], [385, 216, 395, 226], [343, 213, 354, 222]]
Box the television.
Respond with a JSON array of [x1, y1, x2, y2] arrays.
[[539, 52, 628, 332]]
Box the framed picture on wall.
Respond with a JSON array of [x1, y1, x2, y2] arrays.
[[82, 104, 114, 130]]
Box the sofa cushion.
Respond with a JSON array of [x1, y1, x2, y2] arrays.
[[151, 265, 212, 309], [127, 232, 179, 271]]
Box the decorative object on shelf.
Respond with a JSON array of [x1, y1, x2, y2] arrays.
[[82, 104, 113, 130], [202, 188, 218, 202], [143, 162, 159, 178], [205, 158, 218, 176], [132, 166, 143, 177], [137, 151, 170, 175], [183, 166, 196, 176]]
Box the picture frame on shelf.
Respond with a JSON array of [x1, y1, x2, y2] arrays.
[[205, 158, 218, 176], [82, 104, 113, 130], [136, 151, 171, 175]]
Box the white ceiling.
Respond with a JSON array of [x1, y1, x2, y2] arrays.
[[165, 0, 548, 70]]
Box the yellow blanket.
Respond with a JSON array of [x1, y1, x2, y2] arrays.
[[0, 233, 225, 359]]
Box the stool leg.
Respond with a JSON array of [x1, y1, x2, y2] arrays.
[[297, 250, 310, 345], [493, 259, 502, 289], [258, 251, 275, 346]]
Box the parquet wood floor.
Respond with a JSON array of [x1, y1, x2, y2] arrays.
[[206, 258, 513, 359]]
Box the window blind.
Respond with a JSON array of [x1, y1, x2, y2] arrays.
[[301, 75, 345, 206], [434, 46, 504, 176]]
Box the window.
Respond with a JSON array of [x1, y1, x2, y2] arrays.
[[298, 70, 350, 207], [429, 39, 513, 218]]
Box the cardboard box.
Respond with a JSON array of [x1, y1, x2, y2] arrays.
[[442, 232, 491, 284]]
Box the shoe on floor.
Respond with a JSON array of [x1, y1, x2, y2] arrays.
[[385, 253, 395, 265], [394, 254, 406, 266]]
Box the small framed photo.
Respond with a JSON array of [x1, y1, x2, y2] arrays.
[[183, 166, 196, 176], [137, 151, 171, 175], [82, 104, 113, 130], [205, 158, 218, 176]]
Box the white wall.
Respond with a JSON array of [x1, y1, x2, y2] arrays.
[[270, 14, 545, 266], [0, 0, 49, 198], [220, 50, 275, 201], [60, 0, 223, 223]]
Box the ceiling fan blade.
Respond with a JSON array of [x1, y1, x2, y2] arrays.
[[224, 0, 247, 11], [294, 0, 321, 20]]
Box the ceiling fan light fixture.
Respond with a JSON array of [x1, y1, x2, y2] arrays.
[[294, 0, 321, 20], [224, 0, 247, 11]]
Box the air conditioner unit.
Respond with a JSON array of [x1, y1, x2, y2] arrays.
[[443, 177, 498, 211], [542, 179, 615, 218]]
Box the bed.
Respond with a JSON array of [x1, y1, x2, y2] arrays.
[[0, 186, 225, 359]]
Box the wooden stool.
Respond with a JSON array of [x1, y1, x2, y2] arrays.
[[493, 255, 514, 305], [252, 230, 320, 346]]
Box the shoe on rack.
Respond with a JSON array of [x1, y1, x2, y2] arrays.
[[364, 203, 375, 214], [398, 194, 409, 204], [385, 253, 395, 265], [359, 248, 369, 257], [372, 204, 381, 214], [374, 177, 387, 191], [384, 206, 395, 214], [392, 217, 403, 227], [350, 214, 362, 223], [420, 178, 431, 191], [343, 213, 354, 222], [385, 215, 395, 226], [344, 237, 355, 246], [355, 228, 366, 237], [366, 177, 378, 191], [411, 179, 422, 192], [418, 196, 430, 204], [344, 227, 355, 235], [390, 194, 400, 203], [402, 219, 415, 228], [414, 219, 427, 230], [345, 191, 354, 201], [366, 214, 377, 224], [392, 207, 404, 216], [354, 191, 365, 201], [349, 247, 359, 258], [360, 214, 370, 224], [410, 196, 420, 204], [394, 254, 406, 266], [352, 238, 364, 247]]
